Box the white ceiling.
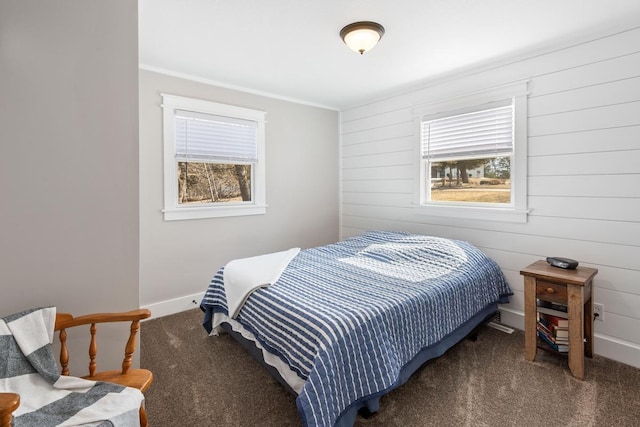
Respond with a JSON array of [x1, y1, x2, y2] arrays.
[[139, 0, 640, 110]]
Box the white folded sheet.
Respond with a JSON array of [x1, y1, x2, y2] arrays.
[[224, 247, 300, 318]]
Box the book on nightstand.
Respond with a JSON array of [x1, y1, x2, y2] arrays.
[[537, 311, 570, 353], [537, 300, 568, 319], [537, 327, 569, 352], [538, 312, 569, 329]]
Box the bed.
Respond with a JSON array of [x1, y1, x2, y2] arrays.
[[200, 230, 512, 426]]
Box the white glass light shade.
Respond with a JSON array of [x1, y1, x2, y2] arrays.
[[340, 21, 385, 55]]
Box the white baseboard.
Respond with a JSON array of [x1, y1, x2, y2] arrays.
[[498, 307, 640, 370], [591, 333, 640, 370], [498, 306, 524, 331], [142, 292, 205, 319]]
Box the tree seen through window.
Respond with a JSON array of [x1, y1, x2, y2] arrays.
[[177, 162, 252, 204]]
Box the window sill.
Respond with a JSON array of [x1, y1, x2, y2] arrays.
[[163, 204, 267, 221], [414, 204, 528, 224]]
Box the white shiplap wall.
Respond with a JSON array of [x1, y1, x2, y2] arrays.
[[340, 26, 640, 368]]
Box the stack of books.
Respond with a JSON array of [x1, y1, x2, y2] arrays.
[[536, 301, 569, 352]]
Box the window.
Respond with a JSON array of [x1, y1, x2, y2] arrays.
[[414, 81, 528, 223], [423, 101, 514, 204], [162, 94, 266, 221]]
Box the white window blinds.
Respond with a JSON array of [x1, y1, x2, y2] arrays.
[[422, 102, 514, 160], [175, 109, 258, 163]]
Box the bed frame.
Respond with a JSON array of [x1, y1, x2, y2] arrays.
[[220, 303, 499, 426]]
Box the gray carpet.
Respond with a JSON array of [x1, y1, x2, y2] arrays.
[[140, 309, 640, 426]]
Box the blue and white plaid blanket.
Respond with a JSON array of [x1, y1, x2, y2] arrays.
[[202, 231, 512, 426], [0, 307, 143, 427]]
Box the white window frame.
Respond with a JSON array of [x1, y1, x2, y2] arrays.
[[161, 94, 267, 221], [413, 81, 529, 223]]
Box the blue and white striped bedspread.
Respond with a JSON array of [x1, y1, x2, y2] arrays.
[[201, 231, 512, 427]]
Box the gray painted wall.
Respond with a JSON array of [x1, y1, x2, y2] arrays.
[[0, 1, 139, 370], [139, 70, 340, 310]]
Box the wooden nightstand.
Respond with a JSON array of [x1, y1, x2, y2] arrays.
[[520, 260, 598, 380]]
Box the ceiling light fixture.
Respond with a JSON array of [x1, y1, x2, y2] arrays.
[[340, 21, 385, 55]]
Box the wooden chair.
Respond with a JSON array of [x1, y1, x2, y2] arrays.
[[0, 308, 152, 427], [0, 394, 19, 427]]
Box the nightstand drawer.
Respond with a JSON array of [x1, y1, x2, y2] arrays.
[[536, 280, 567, 303]]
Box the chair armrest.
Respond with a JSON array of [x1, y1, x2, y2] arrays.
[[0, 393, 20, 427]]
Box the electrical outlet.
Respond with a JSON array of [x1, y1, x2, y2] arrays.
[[594, 303, 604, 322]]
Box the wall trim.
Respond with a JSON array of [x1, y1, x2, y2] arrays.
[[142, 292, 205, 319], [139, 64, 339, 111], [498, 307, 640, 370]]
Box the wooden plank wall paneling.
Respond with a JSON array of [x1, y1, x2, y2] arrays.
[[339, 26, 640, 367]]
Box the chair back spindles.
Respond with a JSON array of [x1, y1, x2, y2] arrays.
[[89, 323, 98, 377], [59, 328, 70, 376], [122, 320, 140, 374]]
